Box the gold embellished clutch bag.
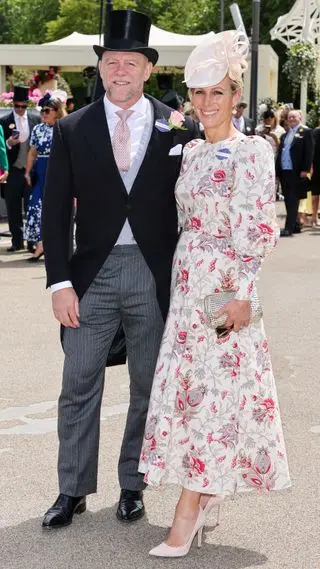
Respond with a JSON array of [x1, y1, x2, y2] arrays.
[[203, 287, 263, 329]]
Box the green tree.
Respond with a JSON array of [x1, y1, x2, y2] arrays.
[[221, 0, 295, 44], [0, 0, 59, 43], [137, 0, 217, 34], [137, 0, 295, 40], [0, 1, 12, 43], [46, 0, 136, 41]]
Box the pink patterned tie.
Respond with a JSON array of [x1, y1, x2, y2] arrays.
[[112, 109, 134, 171]]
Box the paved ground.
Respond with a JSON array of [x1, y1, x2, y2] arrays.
[[0, 205, 320, 569]]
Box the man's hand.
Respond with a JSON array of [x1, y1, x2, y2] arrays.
[[0, 170, 8, 183], [7, 135, 20, 147], [52, 288, 80, 328], [300, 171, 309, 178], [215, 299, 251, 332]]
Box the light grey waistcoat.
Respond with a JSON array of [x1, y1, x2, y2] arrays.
[[13, 139, 29, 169], [115, 105, 154, 245]]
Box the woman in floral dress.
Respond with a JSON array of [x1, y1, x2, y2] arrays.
[[24, 92, 67, 261], [139, 30, 291, 558]]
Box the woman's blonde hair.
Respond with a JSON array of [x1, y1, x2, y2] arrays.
[[230, 77, 243, 92], [183, 101, 198, 120], [48, 99, 67, 119]]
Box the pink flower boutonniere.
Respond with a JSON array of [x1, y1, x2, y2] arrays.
[[168, 111, 187, 130], [155, 111, 187, 133]]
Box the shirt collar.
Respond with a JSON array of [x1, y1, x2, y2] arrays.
[[104, 94, 147, 119], [290, 123, 301, 133], [13, 110, 27, 122]]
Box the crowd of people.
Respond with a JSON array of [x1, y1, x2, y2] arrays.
[[165, 89, 318, 238], [0, 65, 317, 249], [0, 87, 70, 258], [1, 10, 293, 559]]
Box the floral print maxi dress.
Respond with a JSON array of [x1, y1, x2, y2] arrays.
[[24, 122, 53, 242], [139, 134, 291, 497]]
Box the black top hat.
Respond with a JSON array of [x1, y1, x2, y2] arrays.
[[157, 74, 172, 90], [161, 90, 184, 111], [93, 10, 158, 66], [13, 85, 29, 102]]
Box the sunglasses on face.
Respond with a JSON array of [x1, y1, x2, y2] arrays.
[[42, 108, 56, 114], [14, 104, 27, 110]]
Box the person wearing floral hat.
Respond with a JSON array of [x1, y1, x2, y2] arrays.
[[139, 30, 291, 558]]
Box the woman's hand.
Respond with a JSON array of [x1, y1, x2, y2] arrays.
[[24, 172, 32, 186], [0, 170, 8, 183], [215, 299, 251, 332]]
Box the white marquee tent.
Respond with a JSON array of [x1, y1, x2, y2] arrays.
[[0, 24, 278, 103], [0, 26, 213, 75]]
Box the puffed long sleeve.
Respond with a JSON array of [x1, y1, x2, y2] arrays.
[[229, 136, 279, 300]]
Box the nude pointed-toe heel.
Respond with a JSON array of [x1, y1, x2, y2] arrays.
[[149, 506, 205, 558], [197, 524, 204, 547], [202, 496, 225, 527]]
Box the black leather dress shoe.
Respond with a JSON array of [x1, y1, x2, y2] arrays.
[[42, 494, 86, 529], [280, 229, 293, 237], [116, 489, 144, 522], [6, 245, 24, 252]]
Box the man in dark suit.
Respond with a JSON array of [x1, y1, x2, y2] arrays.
[[276, 109, 314, 236], [41, 10, 199, 530], [232, 101, 255, 135], [0, 85, 39, 252], [160, 89, 184, 113]]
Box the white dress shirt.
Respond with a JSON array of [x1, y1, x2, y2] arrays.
[[51, 95, 151, 293], [232, 115, 245, 133], [104, 94, 151, 164]]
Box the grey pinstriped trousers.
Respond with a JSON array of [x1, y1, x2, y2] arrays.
[[58, 245, 164, 496]]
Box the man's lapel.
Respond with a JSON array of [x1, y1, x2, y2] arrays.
[[143, 94, 173, 158], [3, 112, 14, 133], [27, 112, 37, 139], [290, 125, 304, 149], [130, 95, 174, 196], [81, 95, 175, 198], [82, 97, 127, 197]]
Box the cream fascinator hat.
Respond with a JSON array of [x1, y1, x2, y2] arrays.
[[184, 30, 249, 88]]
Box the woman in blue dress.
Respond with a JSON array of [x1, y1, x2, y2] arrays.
[[24, 91, 67, 261]]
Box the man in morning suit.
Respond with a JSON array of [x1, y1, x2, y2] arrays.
[[232, 101, 255, 135], [41, 10, 200, 529], [0, 85, 39, 252], [276, 109, 314, 237]]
